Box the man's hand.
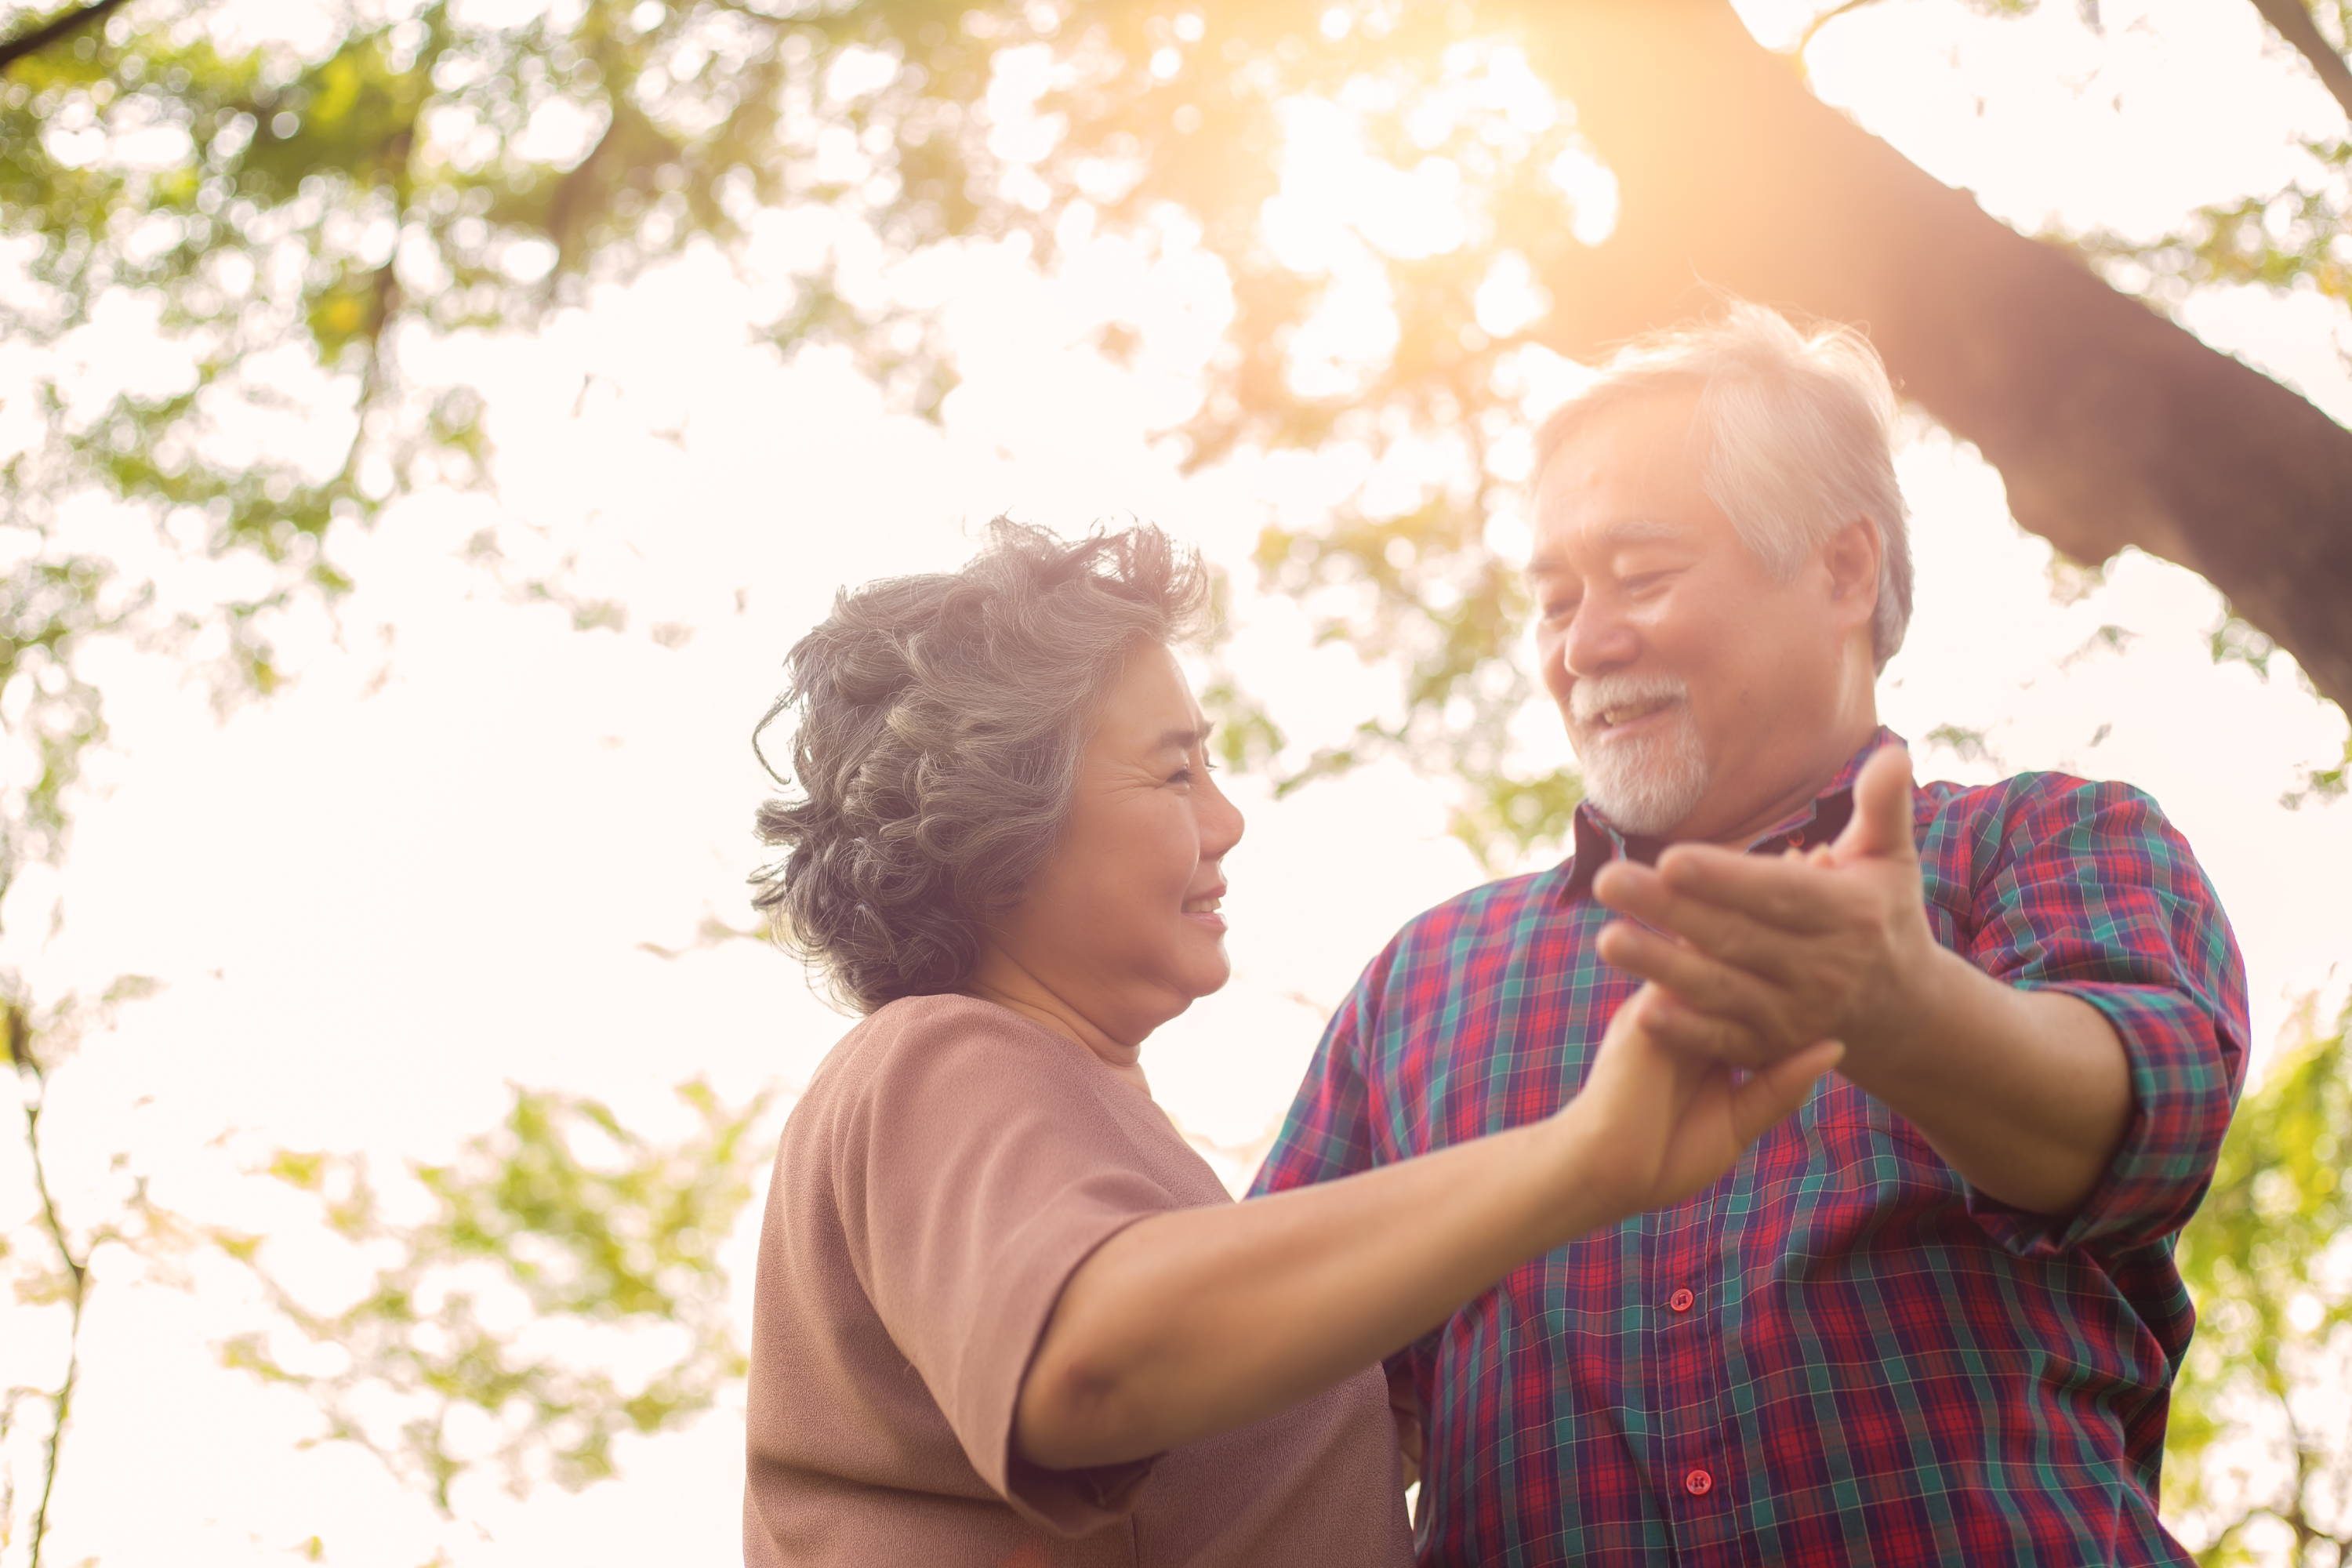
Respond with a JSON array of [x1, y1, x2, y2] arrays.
[[1588, 746, 1937, 1075]]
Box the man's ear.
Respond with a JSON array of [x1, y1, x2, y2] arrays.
[[1821, 517, 1882, 633]]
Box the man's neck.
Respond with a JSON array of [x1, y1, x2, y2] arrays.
[[1683, 711, 1882, 851]]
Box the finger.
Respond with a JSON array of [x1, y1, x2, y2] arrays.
[[1592, 862, 1821, 980], [1646, 847, 1845, 936], [1635, 989, 1777, 1069], [1728, 1040, 1845, 1145], [1833, 744, 1917, 865], [1596, 921, 1791, 1043]]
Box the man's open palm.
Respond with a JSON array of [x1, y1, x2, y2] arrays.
[[1588, 746, 1940, 1072]]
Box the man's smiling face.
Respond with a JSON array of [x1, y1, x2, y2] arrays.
[[1528, 387, 1860, 845]]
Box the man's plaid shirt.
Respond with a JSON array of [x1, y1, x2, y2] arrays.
[[1250, 732, 2249, 1566]]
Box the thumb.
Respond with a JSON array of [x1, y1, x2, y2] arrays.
[[1833, 744, 1917, 863], [1727, 1041, 1844, 1145]]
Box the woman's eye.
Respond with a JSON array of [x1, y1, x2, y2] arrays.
[[1625, 572, 1671, 595]]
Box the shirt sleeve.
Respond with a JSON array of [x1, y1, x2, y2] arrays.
[[1249, 959, 1429, 1385], [1249, 974, 1385, 1199], [838, 1007, 1183, 1536], [1957, 777, 2250, 1258]]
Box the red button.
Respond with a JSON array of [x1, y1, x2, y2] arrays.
[[1683, 1468, 1714, 1497], [1668, 1288, 1695, 1313]]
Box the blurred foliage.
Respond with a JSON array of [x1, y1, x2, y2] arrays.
[[2283, 738, 2352, 810], [2, 0, 811, 1554], [4, 0, 2343, 877], [215, 1077, 775, 1516], [2165, 998, 2352, 1565]]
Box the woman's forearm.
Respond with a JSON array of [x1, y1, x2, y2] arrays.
[[1014, 1108, 1613, 1470]]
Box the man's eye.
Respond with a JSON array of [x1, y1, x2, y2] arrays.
[[1542, 600, 1579, 622], [1624, 572, 1672, 595]]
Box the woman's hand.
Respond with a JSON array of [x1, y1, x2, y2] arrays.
[[1560, 983, 1842, 1219], [1015, 982, 1836, 1471]]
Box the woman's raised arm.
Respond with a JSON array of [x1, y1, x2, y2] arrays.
[[1014, 987, 1840, 1470]]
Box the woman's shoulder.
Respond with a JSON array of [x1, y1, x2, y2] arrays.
[[827, 990, 1065, 1073], [798, 992, 1105, 1127], [804, 993, 1221, 1200]]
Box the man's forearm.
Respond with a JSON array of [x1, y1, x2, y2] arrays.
[[1848, 945, 2133, 1216]]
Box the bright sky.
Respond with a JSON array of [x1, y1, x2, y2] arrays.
[[6, 2, 2352, 1563]]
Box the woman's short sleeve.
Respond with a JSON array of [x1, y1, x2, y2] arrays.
[[833, 1001, 1185, 1535]]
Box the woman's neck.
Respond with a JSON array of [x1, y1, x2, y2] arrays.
[[963, 953, 1154, 1098]]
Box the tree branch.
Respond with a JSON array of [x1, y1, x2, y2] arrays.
[[2248, 0, 2352, 122], [0, 0, 135, 76], [9, 1004, 87, 1568], [1518, 2, 2352, 714], [1798, 0, 1893, 56]]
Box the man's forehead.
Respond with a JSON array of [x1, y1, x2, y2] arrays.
[[1527, 392, 1718, 574]]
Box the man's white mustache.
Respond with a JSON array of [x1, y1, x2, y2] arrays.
[[1570, 674, 1691, 727]]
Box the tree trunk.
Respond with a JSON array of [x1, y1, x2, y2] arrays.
[[1516, 1, 2352, 712]]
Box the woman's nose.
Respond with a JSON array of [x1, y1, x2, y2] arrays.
[[1202, 770, 1245, 858]]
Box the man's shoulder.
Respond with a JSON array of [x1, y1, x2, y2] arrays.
[[1383, 864, 1569, 956], [1914, 767, 2175, 843], [1911, 767, 2206, 911]]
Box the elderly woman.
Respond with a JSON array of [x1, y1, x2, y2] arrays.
[[741, 521, 1836, 1566]]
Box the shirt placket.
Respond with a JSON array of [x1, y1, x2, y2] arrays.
[[1650, 1174, 1743, 1565]]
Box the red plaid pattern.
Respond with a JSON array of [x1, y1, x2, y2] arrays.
[[1251, 732, 2249, 1566]]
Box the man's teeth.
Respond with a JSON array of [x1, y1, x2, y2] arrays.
[[1599, 699, 1670, 728], [1183, 897, 1221, 914]]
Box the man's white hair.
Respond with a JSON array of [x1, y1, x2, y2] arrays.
[[1533, 300, 1915, 670]]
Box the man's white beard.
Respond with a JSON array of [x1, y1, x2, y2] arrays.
[[1570, 676, 1711, 837]]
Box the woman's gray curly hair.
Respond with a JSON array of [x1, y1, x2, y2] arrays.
[[751, 519, 1210, 1014]]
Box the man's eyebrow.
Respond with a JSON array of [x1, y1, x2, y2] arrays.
[[1526, 517, 1686, 574]]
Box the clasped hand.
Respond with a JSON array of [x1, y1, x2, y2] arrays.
[[1592, 746, 1937, 1076]]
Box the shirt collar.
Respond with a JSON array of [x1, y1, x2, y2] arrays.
[[1561, 726, 1904, 902]]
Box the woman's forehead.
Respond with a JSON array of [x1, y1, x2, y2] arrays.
[[1093, 644, 1207, 750]]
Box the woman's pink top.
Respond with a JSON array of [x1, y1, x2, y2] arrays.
[[742, 992, 1415, 1566]]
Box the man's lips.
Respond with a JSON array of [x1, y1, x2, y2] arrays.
[[1181, 884, 1226, 925], [1581, 698, 1680, 739]]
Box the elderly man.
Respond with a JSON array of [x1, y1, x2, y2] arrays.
[[1251, 303, 2248, 1565]]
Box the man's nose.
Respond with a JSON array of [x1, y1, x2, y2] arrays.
[[1563, 593, 1639, 677]]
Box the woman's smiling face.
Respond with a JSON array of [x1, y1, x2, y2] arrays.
[[981, 641, 1245, 1046]]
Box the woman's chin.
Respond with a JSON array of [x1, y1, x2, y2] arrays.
[[1173, 947, 1234, 1004]]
